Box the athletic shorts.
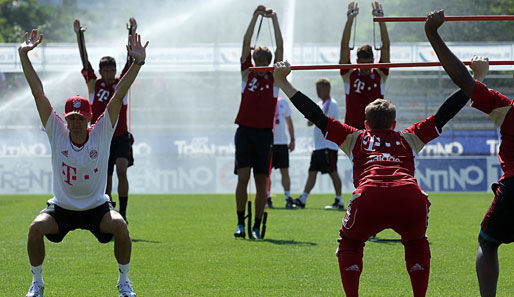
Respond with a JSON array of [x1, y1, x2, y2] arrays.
[[480, 177, 514, 244], [308, 148, 338, 174], [108, 132, 134, 176], [338, 183, 431, 243], [234, 125, 273, 175], [40, 202, 115, 243], [271, 144, 289, 169]]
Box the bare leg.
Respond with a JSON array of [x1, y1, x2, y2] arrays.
[[27, 214, 59, 266], [235, 167, 251, 212], [303, 171, 318, 193], [116, 158, 129, 197], [476, 235, 500, 297], [100, 210, 131, 264], [329, 170, 343, 196], [280, 168, 291, 193], [254, 173, 268, 219]]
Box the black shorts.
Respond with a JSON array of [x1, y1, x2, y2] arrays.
[[108, 132, 134, 176], [271, 144, 289, 169], [234, 125, 273, 175], [480, 177, 514, 244], [40, 202, 115, 243], [308, 148, 338, 174]]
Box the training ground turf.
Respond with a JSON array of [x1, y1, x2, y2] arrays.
[[1, 193, 514, 296]]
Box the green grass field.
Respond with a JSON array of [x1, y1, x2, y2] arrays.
[[1, 193, 514, 296]]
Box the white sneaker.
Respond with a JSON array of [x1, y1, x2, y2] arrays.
[[26, 281, 44, 297], [117, 281, 136, 297]]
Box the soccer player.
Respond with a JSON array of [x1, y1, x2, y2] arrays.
[[339, 1, 390, 130], [74, 17, 137, 223], [293, 78, 344, 210], [233, 5, 283, 239], [267, 96, 296, 209], [424, 10, 510, 297], [272, 59, 488, 297], [20, 29, 147, 297]]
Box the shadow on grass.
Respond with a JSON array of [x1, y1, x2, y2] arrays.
[[368, 238, 402, 244], [132, 238, 161, 243], [261, 238, 317, 246]]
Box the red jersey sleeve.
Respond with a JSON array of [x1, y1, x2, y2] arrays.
[[81, 61, 97, 82], [402, 115, 439, 154], [325, 116, 358, 146], [241, 55, 252, 72], [471, 81, 512, 114]]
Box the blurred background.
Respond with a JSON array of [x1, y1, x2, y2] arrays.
[[1, 0, 514, 194]]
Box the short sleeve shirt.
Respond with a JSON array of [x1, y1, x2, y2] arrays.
[[313, 98, 339, 150], [45, 110, 115, 210], [235, 56, 278, 129], [341, 66, 389, 128], [82, 62, 130, 136], [273, 97, 292, 145], [471, 81, 514, 180], [324, 115, 439, 188]]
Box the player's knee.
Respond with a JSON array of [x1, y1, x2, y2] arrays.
[[337, 233, 365, 256], [28, 220, 47, 238], [111, 218, 129, 237], [402, 236, 431, 260]]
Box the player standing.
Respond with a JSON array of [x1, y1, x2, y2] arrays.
[[425, 9, 511, 297], [293, 78, 344, 210], [233, 5, 283, 239], [74, 17, 137, 223], [273, 59, 488, 297], [21, 29, 147, 297], [267, 96, 296, 209]]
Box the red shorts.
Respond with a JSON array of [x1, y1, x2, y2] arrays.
[[340, 183, 431, 241]]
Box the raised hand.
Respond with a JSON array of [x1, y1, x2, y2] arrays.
[[19, 29, 43, 54], [127, 33, 149, 63], [347, 1, 359, 19], [425, 10, 445, 33], [273, 60, 291, 82], [470, 55, 489, 82], [254, 5, 266, 15], [263, 8, 275, 18], [127, 17, 137, 34], [371, 1, 384, 17]]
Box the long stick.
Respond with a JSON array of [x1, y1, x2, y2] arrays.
[[249, 60, 514, 72], [374, 15, 514, 22]]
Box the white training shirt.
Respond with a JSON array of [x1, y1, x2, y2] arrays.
[[273, 97, 292, 145], [313, 98, 339, 150], [45, 110, 115, 211]]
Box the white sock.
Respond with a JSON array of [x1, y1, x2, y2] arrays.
[[118, 263, 130, 283], [299, 192, 309, 204], [284, 191, 291, 199], [30, 264, 43, 284]]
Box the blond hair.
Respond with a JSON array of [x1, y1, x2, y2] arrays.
[[365, 99, 396, 129]]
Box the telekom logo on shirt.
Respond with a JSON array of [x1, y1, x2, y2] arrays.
[[62, 162, 77, 185], [247, 77, 259, 92], [96, 89, 111, 102], [353, 78, 366, 94], [363, 134, 381, 152]]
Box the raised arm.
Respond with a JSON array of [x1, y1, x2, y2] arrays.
[[18, 30, 52, 126], [241, 5, 267, 62], [274, 61, 328, 133], [122, 17, 137, 74], [339, 2, 359, 64], [373, 2, 390, 63], [269, 10, 284, 62], [74, 19, 96, 91], [425, 10, 476, 97], [433, 56, 489, 131], [107, 33, 148, 127]]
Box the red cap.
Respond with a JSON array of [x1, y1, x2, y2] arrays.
[[64, 95, 91, 120]]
